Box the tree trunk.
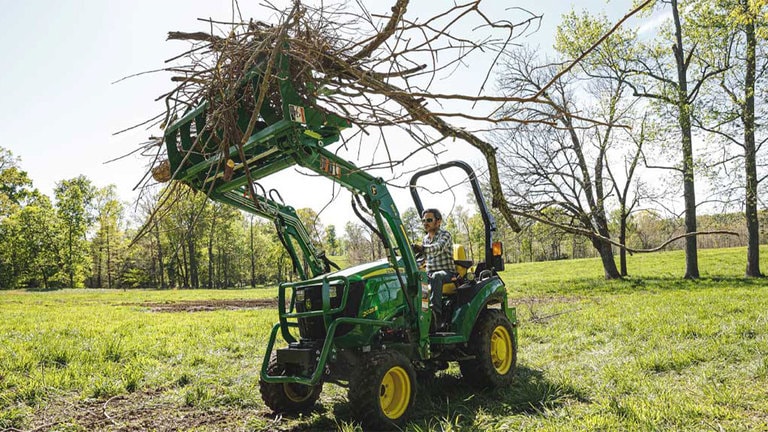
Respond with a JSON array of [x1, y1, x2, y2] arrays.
[[462, 220, 475, 260], [96, 245, 102, 288], [217, 243, 223, 288], [250, 218, 256, 287], [154, 220, 166, 289], [619, 216, 628, 277], [225, 253, 231, 288], [208, 209, 216, 289], [672, 0, 699, 279], [593, 237, 621, 279], [106, 228, 112, 289], [743, 9, 762, 277], [68, 226, 74, 288], [682, 130, 699, 279], [180, 247, 189, 288], [188, 236, 198, 288]]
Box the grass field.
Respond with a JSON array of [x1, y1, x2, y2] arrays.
[[1, 247, 767, 431]]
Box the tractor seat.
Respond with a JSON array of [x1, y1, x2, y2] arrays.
[[442, 244, 473, 295]]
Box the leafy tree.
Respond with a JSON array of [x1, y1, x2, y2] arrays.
[[633, 209, 677, 250], [444, 206, 475, 260], [91, 185, 125, 288], [344, 221, 372, 266], [693, 0, 767, 277], [210, 205, 248, 288], [296, 207, 325, 249], [0, 210, 23, 288], [157, 186, 208, 288], [0, 147, 32, 219], [54, 176, 96, 287], [133, 192, 167, 288], [16, 193, 63, 288], [251, 217, 281, 284], [622, 0, 729, 278], [401, 207, 422, 244], [0, 147, 34, 288], [324, 224, 339, 255]]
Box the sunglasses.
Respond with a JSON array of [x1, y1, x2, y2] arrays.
[[422, 218, 434, 223]]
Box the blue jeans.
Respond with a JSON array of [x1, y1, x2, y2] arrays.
[[428, 270, 454, 317]]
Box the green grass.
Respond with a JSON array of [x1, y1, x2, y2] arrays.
[[328, 254, 350, 270], [1, 246, 767, 430]]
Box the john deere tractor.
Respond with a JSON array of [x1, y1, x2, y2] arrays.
[[159, 50, 517, 429]]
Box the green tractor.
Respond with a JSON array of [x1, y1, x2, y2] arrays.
[[159, 51, 517, 429]]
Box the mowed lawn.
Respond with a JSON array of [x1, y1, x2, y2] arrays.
[[1, 247, 767, 431]]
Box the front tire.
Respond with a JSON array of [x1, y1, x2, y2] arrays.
[[459, 309, 516, 388], [348, 350, 416, 429], [259, 353, 323, 413]]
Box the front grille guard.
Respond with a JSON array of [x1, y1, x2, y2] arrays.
[[260, 316, 390, 385], [261, 275, 391, 385], [278, 275, 351, 341]]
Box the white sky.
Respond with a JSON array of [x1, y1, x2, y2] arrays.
[[0, 1, 640, 228]]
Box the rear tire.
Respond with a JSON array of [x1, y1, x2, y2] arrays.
[[348, 350, 416, 429], [259, 353, 323, 413], [459, 309, 516, 388]]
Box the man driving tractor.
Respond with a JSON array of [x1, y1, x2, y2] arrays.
[[412, 208, 456, 331]]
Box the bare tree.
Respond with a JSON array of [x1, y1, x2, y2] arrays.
[[495, 46, 631, 279], [555, 11, 657, 277]]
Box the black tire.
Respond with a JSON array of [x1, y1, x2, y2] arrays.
[[259, 353, 323, 413], [348, 350, 417, 430], [459, 309, 517, 388]]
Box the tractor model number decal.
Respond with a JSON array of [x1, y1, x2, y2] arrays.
[[320, 156, 342, 178], [288, 104, 306, 123]]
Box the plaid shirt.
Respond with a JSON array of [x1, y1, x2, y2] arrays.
[[423, 228, 454, 274]]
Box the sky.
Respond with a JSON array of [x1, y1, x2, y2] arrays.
[[0, 1, 644, 228]]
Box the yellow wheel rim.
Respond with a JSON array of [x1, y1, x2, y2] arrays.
[[283, 383, 313, 403], [379, 366, 411, 419], [490, 325, 513, 375]]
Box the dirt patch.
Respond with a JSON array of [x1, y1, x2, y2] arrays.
[[126, 298, 278, 313], [509, 295, 589, 324], [25, 391, 266, 431], [509, 294, 584, 306]]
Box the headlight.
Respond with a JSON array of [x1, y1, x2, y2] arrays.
[[329, 285, 338, 299], [295, 289, 305, 302]]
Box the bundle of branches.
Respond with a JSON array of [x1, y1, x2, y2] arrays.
[[137, 0, 652, 244]]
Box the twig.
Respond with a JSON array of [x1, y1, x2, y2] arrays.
[[103, 395, 122, 426]]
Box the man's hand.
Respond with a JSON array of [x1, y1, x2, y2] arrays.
[[411, 243, 424, 254]]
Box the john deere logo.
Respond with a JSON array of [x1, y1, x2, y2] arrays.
[[305, 298, 312, 309]]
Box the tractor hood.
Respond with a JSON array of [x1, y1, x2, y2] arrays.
[[316, 258, 404, 283]]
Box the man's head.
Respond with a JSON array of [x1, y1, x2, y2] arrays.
[[422, 208, 443, 234]]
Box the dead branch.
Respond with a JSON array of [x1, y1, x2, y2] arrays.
[[129, 0, 661, 253]]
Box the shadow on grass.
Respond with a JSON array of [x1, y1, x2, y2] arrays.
[[411, 365, 588, 417], [23, 286, 65, 292], [279, 365, 587, 431], [520, 275, 768, 296]]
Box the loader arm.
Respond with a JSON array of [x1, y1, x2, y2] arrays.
[[160, 49, 422, 318]]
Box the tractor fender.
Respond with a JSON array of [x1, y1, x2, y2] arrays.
[[452, 276, 508, 339]]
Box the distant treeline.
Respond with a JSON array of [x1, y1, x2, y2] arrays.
[[1, 145, 766, 289]]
